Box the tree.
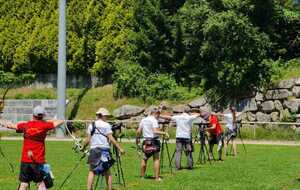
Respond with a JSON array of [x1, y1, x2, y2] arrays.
[[176, 0, 214, 85], [93, 0, 138, 82], [200, 11, 272, 100]]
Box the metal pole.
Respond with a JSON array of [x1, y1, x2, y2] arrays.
[[57, 0, 66, 137]]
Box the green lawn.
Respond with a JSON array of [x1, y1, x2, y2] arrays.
[[1, 141, 300, 190]]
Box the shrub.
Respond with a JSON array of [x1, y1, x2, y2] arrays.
[[113, 62, 147, 98], [113, 63, 199, 101]]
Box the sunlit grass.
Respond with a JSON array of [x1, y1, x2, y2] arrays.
[[1, 141, 300, 189]]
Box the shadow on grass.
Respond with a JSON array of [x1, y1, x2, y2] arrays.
[[68, 87, 90, 120]]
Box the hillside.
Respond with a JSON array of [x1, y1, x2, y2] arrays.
[[0, 85, 194, 120]]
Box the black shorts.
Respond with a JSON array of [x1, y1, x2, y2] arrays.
[[19, 163, 44, 183], [208, 134, 223, 145], [226, 129, 237, 140]]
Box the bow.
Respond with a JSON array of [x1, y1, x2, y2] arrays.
[[0, 87, 15, 173], [135, 137, 143, 157], [57, 121, 89, 190], [64, 121, 89, 155], [0, 87, 10, 113]]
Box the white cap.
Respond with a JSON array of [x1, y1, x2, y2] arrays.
[[96, 108, 111, 116], [33, 106, 46, 116]]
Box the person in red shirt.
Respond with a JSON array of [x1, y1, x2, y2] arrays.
[[4, 106, 63, 190], [200, 111, 224, 161]]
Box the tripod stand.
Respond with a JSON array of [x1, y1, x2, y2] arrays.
[[112, 138, 125, 186], [196, 123, 214, 164], [94, 174, 104, 190], [226, 122, 247, 156], [160, 123, 173, 173]]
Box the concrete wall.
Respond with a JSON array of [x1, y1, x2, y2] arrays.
[[1, 100, 57, 123], [29, 74, 103, 88]]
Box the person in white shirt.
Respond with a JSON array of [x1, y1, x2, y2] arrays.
[[217, 106, 243, 156], [136, 108, 169, 181], [83, 108, 124, 190], [161, 108, 199, 170]]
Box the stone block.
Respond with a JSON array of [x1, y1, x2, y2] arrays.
[[255, 92, 264, 101], [293, 86, 300, 98], [261, 101, 275, 113], [276, 79, 295, 89], [237, 98, 258, 112], [188, 97, 207, 108], [265, 89, 293, 100], [295, 78, 300, 86], [113, 105, 145, 119], [271, 112, 279, 122], [247, 112, 256, 121], [283, 99, 300, 113], [274, 100, 283, 111], [256, 112, 271, 122]]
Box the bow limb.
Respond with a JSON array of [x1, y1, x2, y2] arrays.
[[64, 122, 85, 153], [0, 86, 11, 114], [135, 137, 143, 156], [0, 126, 15, 173]]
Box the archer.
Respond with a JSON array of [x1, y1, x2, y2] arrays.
[[1, 106, 63, 190], [82, 108, 125, 190]]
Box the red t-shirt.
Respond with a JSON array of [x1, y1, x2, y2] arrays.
[[17, 120, 54, 164], [208, 115, 222, 136]]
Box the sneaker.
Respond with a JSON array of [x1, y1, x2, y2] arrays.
[[155, 177, 163, 182]]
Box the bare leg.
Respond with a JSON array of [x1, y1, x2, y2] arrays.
[[232, 139, 237, 156], [104, 169, 112, 190], [140, 159, 147, 177], [224, 140, 228, 156], [87, 171, 95, 190], [19, 183, 29, 190], [217, 138, 223, 160], [153, 153, 160, 181], [208, 143, 214, 160], [37, 181, 47, 190]]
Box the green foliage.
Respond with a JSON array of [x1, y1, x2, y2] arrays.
[[271, 58, 300, 81], [0, 0, 299, 102], [201, 11, 271, 97], [0, 71, 35, 87], [113, 63, 197, 101], [93, 0, 138, 82], [113, 63, 147, 98]]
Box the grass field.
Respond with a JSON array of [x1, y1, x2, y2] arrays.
[[1, 141, 300, 190]]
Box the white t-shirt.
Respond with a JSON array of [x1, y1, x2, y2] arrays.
[[87, 119, 112, 149], [224, 113, 234, 130], [139, 116, 159, 138], [172, 113, 197, 139]]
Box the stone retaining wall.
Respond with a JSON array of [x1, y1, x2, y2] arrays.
[[111, 78, 300, 123], [236, 78, 300, 122]]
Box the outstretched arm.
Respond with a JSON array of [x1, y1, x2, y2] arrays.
[[47, 120, 64, 128], [0, 120, 17, 130], [211, 112, 224, 117], [108, 134, 125, 154], [153, 128, 169, 139], [82, 134, 91, 151], [236, 112, 244, 118], [159, 114, 172, 120]]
